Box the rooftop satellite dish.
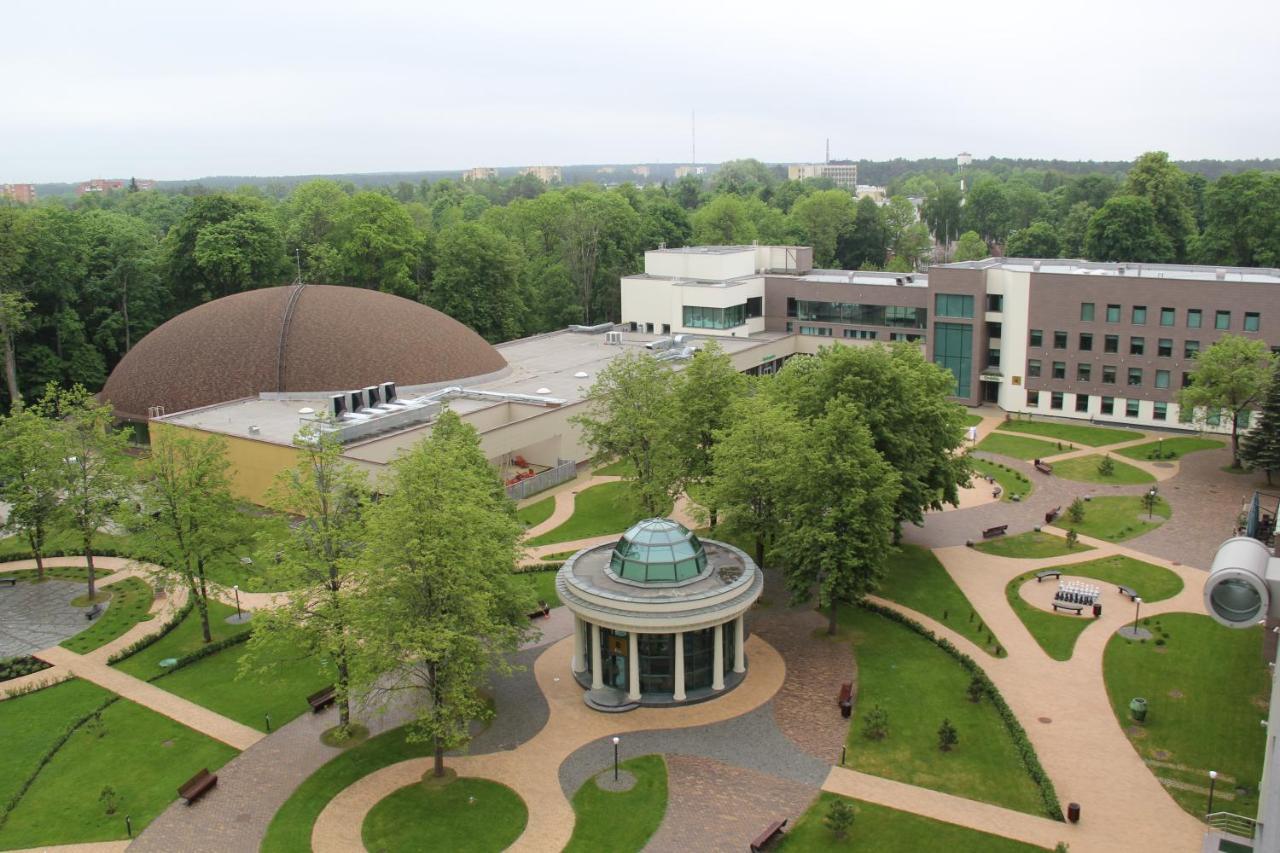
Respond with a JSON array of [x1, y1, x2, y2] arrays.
[[298, 407, 315, 415], [536, 387, 552, 395]]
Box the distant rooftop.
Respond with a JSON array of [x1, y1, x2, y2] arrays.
[[938, 258, 1280, 284]]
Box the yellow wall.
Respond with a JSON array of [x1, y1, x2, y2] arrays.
[[155, 422, 304, 505]]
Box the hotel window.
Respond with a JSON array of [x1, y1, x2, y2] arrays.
[[1126, 399, 1141, 417], [1027, 359, 1041, 378], [1075, 394, 1090, 413], [1155, 369, 1170, 389], [1153, 401, 1168, 421], [1182, 371, 1192, 388], [1077, 363, 1092, 382], [935, 293, 975, 318], [1080, 302, 1095, 322], [1157, 338, 1173, 358], [1029, 329, 1043, 347], [1079, 332, 1093, 351], [1106, 304, 1121, 323], [745, 296, 763, 318], [987, 294, 1004, 312], [798, 326, 830, 337], [933, 323, 974, 397], [1053, 330, 1068, 349], [1187, 309, 1202, 328], [683, 303, 747, 329], [1160, 307, 1175, 326], [1216, 310, 1231, 330], [1104, 335, 1119, 353], [1051, 392, 1064, 410], [1052, 361, 1066, 379], [1132, 305, 1147, 325], [1101, 396, 1115, 415], [1128, 367, 1143, 386], [1102, 365, 1117, 384], [987, 348, 1001, 368], [1184, 340, 1200, 358], [1027, 390, 1040, 407], [1130, 337, 1145, 356], [1245, 312, 1261, 332]]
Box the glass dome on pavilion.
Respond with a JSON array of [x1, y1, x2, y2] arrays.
[[608, 518, 707, 583]]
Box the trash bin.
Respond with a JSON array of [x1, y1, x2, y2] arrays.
[[1068, 802, 1081, 823], [1129, 697, 1147, 722], [1093, 603, 1102, 618], [840, 699, 852, 719]]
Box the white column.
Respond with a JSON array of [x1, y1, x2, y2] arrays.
[[572, 615, 586, 673], [733, 614, 746, 674], [590, 623, 603, 690], [673, 631, 686, 701], [627, 633, 641, 702], [712, 624, 725, 691]]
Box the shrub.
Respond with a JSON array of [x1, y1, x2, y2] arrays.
[[99, 785, 119, 815], [824, 797, 855, 839], [1067, 498, 1085, 524], [967, 675, 985, 704], [862, 705, 890, 740], [0, 656, 51, 682], [1097, 455, 1115, 477], [938, 718, 959, 752], [1066, 529, 1079, 550]]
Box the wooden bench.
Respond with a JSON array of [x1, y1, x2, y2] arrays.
[[750, 819, 788, 852], [1034, 461, 1054, 475], [837, 682, 852, 706], [982, 524, 1008, 539], [1045, 506, 1062, 524], [1117, 585, 1139, 601], [527, 600, 551, 619], [0, 577, 16, 588], [1052, 602, 1084, 615], [306, 685, 337, 713], [1035, 570, 1061, 583], [178, 768, 217, 805], [85, 604, 103, 621]]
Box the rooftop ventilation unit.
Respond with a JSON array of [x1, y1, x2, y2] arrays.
[[1032, 260, 1042, 271], [381, 382, 398, 405], [349, 390, 365, 413], [894, 277, 904, 286], [645, 337, 674, 351], [1117, 265, 1126, 275], [330, 393, 348, 420], [248, 425, 260, 435], [364, 385, 381, 407], [604, 331, 623, 345], [568, 322, 615, 334], [1216, 268, 1227, 280]]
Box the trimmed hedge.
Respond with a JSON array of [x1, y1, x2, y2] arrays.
[[514, 563, 563, 575], [148, 632, 251, 682], [0, 546, 142, 564], [860, 600, 1064, 821], [0, 656, 51, 682]]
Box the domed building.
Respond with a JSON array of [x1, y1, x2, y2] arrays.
[[558, 518, 764, 710], [101, 284, 508, 421]]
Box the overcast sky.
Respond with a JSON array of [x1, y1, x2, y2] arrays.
[[4, 0, 1277, 183]]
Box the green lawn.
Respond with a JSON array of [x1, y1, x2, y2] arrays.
[[777, 793, 1052, 852], [977, 432, 1061, 461], [0, 679, 113, 812], [0, 531, 135, 560], [1048, 454, 1156, 485], [263, 726, 436, 853], [113, 600, 251, 678], [517, 496, 555, 529], [564, 755, 667, 853], [0, 696, 238, 848], [975, 531, 1092, 559], [60, 577, 154, 654], [200, 512, 298, 591], [1006, 556, 1183, 661], [594, 458, 634, 477], [875, 545, 1005, 656], [839, 606, 1044, 815], [1060, 495, 1170, 542], [1117, 436, 1225, 461], [968, 457, 1033, 502], [362, 778, 527, 853], [514, 570, 560, 608], [1104, 614, 1268, 818], [998, 419, 1138, 447], [963, 413, 984, 428], [525, 481, 663, 546]]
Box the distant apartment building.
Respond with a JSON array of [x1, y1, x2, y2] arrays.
[[76, 178, 155, 196], [519, 166, 562, 183], [462, 167, 498, 182], [596, 166, 616, 174], [786, 161, 858, 190], [674, 165, 706, 179], [1, 184, 36, 204], [631, 165, 650, 178]]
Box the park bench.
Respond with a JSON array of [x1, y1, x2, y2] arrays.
[[750, 818, 788, 851], [982, 524, 1008, 539], [837, 681, 853, 718], [178, 768, 217, 805], [527, 600, 551, 619], [1052, 602, 1084, 615], [306, 685, 337, 713], [0, 577, 16, 588], [1034, 460, 1054, 475], [1045, 506, 1062, 524], [85, 604, 103, 621], [1035, 570, 1062, 583], [1117, 585, 1139, 601]]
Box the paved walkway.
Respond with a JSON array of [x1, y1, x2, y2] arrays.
[[0, 579, 98, 657]]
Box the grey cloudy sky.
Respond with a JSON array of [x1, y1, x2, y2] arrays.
[[4, 0, 1277, 183]]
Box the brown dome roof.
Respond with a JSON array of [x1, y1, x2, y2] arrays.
[[101, 285, 508, 420]]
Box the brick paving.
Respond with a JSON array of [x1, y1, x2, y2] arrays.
[[0, 579, 97, 657]]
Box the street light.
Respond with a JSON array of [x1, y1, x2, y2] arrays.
[[1147, 488, 1157, 519], [1208, 769, 1218, 815], [1132, 596, 1143, 635], [233, 585, 242, 620], [612, 736, 620, 781]]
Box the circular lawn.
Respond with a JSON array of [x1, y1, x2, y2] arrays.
[[362, 777, 527, 853]]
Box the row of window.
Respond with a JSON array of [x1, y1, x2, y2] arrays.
[[787, 323, 922, 343], [1026, 391, 1254, 427], [786, 298, 927, 329], [1078, 302, 1260, 331], [935, 293, 975, 318], [683, 303, 747, 329], [1027, 359, 1186, 389], [1031, 330, 1204, 358]]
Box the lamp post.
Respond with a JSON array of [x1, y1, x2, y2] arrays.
[[1132, 596, 1142, 635], [612, 736, 620, 781], [1146, 488, 1157, 519], [233, 585, 242, 620], [1208, 770, 1218, 815]]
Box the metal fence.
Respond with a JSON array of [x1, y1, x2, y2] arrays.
[[506, 459, 576, 501]]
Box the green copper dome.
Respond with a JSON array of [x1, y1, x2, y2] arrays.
[[609, 518, 707, 583]]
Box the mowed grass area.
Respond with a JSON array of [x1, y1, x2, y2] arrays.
[[0, 531, 135, 560], [0, 679, 113, 812], [525, 481, 665, 546], [962, 413, 984, 428], [998, 419, 1138, 447], [113, 600, 251, 677], [593, 458, 634, 477], [977, 432, 1060, 461], [1117, 436, 1225, 461], [975, 531, 1092, 559], [777, 793, 1052, 852], [514, 570, 560, 608], [1104, 614, 1267, 818], [0, 696, 238, 848], [516, 496, 555, 529], [1006, 556, 1183, 661], [1048, 454, 1155, 485], [969, 456, 1032, 502], [1061, 495, 1170, 542], [60, 577, 154, 654], [564, 755, 667, 853], [263, 726, 435, 853], [875, 545, 1005, 656], [839, 606, 1044, 815], [361, 778, 527, 853]]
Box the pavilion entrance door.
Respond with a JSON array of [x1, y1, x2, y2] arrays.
[[602, 628, 630, 691]]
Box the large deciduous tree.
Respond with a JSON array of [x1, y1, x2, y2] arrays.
[[428, 222, 524, 342], [952, 231, 988, 262], [669, 341, 747, 526], [0, 396, 68, 578], [1179, 335, 1277, 468], [1084, 195, 1173, 262], [1123, 152, 1196, 261], [1240, 365, 1280, 485], [1005, 221, 1060, 258], [331, 191, 425, 298], [835, 196, 888, 270], [790, 190, 857, 267]]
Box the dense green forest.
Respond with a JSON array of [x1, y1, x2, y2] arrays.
[[1, 152, 1277, 408]]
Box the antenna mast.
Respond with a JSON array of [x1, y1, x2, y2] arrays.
[[294, 249, 303, 285]]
